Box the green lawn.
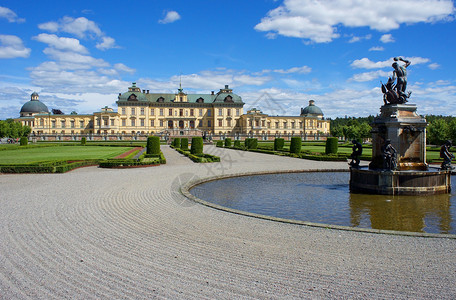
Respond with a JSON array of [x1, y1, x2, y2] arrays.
[[0, 146, 134, 164]]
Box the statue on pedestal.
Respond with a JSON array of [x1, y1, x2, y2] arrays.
[[349, 140, 363, 168], [440, 140, 454, 170], [381, 57, 411, 105], [382, 139, 397, 170]]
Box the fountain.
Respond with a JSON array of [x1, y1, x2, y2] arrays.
[[349, 57, 451, 195]]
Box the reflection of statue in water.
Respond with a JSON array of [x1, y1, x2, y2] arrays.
[[349, 140, 363, 168], [440, 140, 454, 170], [382, 139, 397, 170], [381, 57, 411, 105]]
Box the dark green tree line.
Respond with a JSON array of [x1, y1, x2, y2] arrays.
[[0, 119, 31, 139]]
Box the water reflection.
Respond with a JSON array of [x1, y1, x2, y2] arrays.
[[190, 172, 455, 234], [349, 193, 452, 233]]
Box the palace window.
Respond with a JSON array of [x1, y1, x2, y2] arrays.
[[207, 120, 212, 127], [151, 108, 155, 116], [111, 119, 115, 126], [198, 120, 203, 127], [80, 120, 84, 128], [122, 119, 126, 127], [190, 109, 194, 116], [262, 120, 265, 127], [227, 119, 231, 127], [207, 109, 212, 117], [140, 108, 145, 115], [131, 108, 136, 115], [236, 109, 240, 116], [291, 122, 295, 129], [61, 120, 66, 128], [159, 120, 164, 127], [179, 109, 183, 117], [140, 119, 145, 127], [169, 109, 173, 116], [40, 119, 44, 126], [122, 108, 126, 115], [104, 119, 108, 126], [70, 121, 75, 128], [131, 119, 136, 126], [227, 109, 231, 117], [199, 109, 203, 117], [218, 119, 223, 127], [284, 122, 287, 129], [275, 122, 279, 129], [218, 109, 223, 116], [151, 120, 155, 127], [159, 109, 164, 116]]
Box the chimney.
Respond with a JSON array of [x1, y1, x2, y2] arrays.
[[211, 91, 214, 95], [142, 90, 145, 93], [147, 90, 149, 94], [225, 85, 229, 89]]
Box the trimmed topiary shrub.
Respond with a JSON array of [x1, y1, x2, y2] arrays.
[[81, 137, 86, 145], [146, 136, 160, 155], [290, 137, 302, 154], [274, 138, 285, 151], [180, 138, 189, 150], [216, 140, 223, 147], [224, 138, 232, 147], [245, 138, 258, 150], [325, 137, 339, 154], [173, 138, 181, 148], [234, 140, 241, 148], [191, 137, 203, 155], [20, 137, 28, 146]]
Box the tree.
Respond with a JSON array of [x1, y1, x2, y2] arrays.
[[427, 119, 449, 145]]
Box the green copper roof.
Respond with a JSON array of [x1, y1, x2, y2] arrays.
[[20, 100, 49, 113], [301, 100, 323, 116]]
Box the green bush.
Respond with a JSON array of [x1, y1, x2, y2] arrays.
[[216, 140, 224, 147], [180, 138, 189, 150], [234, 140, 241, 148], [325, 137, 339, 154], [81, 137, 86, 145], [224, 138, 232, 147], [146, 136, 160, 155], [173, 138, 181, 148], [290, 137, 302, 154], [20, 137, 28, 146], [274, 138, 285, 151], [191, 137, 204, 155], [245, 138, 258, 149]]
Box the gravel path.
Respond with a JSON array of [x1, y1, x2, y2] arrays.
[[1, 145, 455, 299]]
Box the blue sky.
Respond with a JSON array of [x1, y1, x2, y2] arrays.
[[1, 0, 455, 120]]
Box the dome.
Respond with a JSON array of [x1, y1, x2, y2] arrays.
[[20, 93, 49, 114], [301, 100, 323, 117]]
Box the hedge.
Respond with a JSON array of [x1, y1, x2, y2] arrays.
[[173, 138, 181, 148], [180, 138, 189, 150], [244, 138, 258, 149], [290, 137, 302, 154], [143, 151, 167, 164], [325, 137, 339, 154], [146, 136, 160, 155], [274, 138, 284, 151], [224, 138, 232, 147], [81, 137, 86, 145], [191, 137, 204, 155], [20, 137, 28, 146], [0, 160, 99, 173], [98, 159, 160, 168], [233, 140, 241, 148], [216, 140, 224, 147], [173, 146, 220, 163]]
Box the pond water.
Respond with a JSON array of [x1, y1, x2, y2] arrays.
[[190, 172, 456, 234]]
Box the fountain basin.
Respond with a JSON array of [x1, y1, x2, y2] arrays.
[[349, 167, 451, 195]]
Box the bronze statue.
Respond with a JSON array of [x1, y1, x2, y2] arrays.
[[349, 140, 363, 168], [381, 57, 411, 105], [382, 139, 397, 170], [440, 140, 454, 170]]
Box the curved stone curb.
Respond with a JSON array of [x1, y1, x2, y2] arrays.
[[181, 169, 456, 239]]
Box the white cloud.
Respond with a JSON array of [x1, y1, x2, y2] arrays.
[[369, 46, 384, 51], [380, 34, 395, 43], [255, 0, 455, 43], [96, 36, 117, 50], [349, 70, 390, 82], [348, 34, 372, 43], [33, 33, 88, 54], [38, 16, 118, 49], [351, 57, 430, 69], [273, 66, 312, 74], [0, 6, 25, 23], [0, 35, 31, 59], [42, 48, 109, 67], [428, 63, 440, 70], [159, 11, 181, 24], [114, 63, 135, 74]]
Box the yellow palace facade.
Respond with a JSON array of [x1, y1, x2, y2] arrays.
[[16, 83, 330, 141]]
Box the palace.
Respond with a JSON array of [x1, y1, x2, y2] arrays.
[[16, 83, 330, 140]]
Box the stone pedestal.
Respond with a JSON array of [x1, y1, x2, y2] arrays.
[[369, 104, 428, 171]]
